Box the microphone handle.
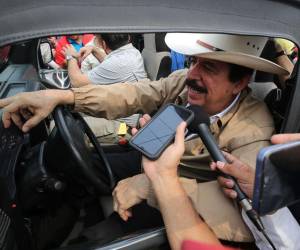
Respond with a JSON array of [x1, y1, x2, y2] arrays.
[[198, 124, 247, 201], [197, 124, 270, 242]]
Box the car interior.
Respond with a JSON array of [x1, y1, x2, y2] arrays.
[[0, 31, 299, 250]]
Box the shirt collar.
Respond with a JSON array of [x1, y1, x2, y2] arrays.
[[185, 92, 242, 141], [106, 43, 133, 59], [209, 92, 241, 124]]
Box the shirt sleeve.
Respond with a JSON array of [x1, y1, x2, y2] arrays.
[[72, 69, 187, 119], [241, 207, 300, 249]]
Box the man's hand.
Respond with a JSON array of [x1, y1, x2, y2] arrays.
[[78, 46, 94, 62], [210, 152, 255, 199], [62, 44, 79, 58], [78, 46, 107, 63], [131, 114, 151, 135], [142, 122, 186, 182], [0, 89, 74, 132], [112, 174, 150, 221]]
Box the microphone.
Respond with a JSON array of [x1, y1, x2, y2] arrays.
[[187, 105, 265, 232]]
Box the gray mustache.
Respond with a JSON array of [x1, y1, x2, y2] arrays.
[[185, 79, 208, 94]]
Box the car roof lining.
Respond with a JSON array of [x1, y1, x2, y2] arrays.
[[0, 0, 300, 47], [1, 0, 300, 133]]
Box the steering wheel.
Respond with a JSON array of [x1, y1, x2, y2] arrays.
[[52, 106, 116, 194]]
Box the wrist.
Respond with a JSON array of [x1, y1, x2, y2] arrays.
[[50, 89, 74, 106], [66, 54, 78, 62], [151, 174, 180, 192]]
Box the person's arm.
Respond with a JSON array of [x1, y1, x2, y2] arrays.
[[0, 89, 74, 132], [72, 69, 187, 119], [211, 150, 300, 250], [67, 58, 93, 87], [91, 46, 106, 63], [143, 123, 220, 250], [151, 173, 220, 249], [63, 44, 94, 87], [0, 70, 186, 131]]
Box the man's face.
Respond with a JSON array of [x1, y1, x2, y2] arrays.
[[186, 57, 248, 115]]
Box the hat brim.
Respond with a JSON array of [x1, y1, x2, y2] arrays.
[[165, 33, 289, 76], [198, 51, 289, 76]]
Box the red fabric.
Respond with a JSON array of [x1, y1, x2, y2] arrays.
[[54, 34, 94, 67], [182, 240, 237, 250], [0, 45, 11, 62]]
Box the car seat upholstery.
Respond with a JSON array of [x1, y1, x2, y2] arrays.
[[142, 33, 171, 80], [251, 40, 298, 132]]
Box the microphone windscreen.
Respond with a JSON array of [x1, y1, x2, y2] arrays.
[[187, 105, 210, 133]]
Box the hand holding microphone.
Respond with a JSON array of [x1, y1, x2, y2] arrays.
[[187, 105, 265, 232]]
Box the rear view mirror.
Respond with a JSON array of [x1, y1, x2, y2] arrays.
[[40, 41, 53, 64]]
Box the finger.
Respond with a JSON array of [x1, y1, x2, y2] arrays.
[[215, 161, 240, 179], [2, 101, 24, 128], [22, 114, 44, 133], [10, 112, 24, 131], [139, 117, 148, 128], [113, 197, 118, 212], [142, 114, 151, 122], [217, 176, 234, 189], [131, 127, 138, 135], [271, 133, 300, 144], [173, 122, 187, 150], [2, 111, 12, 128], [119, 209, 129, 221], [125, 209, 132, 218], [210, 161, 217, 171], [0, 96, 14, 108], [112, 190, 118, 211], [221, 151, 236, 164], [222, 187, 237, 199]]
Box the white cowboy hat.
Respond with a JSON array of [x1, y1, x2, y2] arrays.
[[165, 33, 289, 75]]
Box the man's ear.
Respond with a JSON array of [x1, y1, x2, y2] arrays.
[[232, 74, 251, 94]]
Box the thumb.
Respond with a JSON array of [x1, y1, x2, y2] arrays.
[[215, 160, 242, 180], [173, 122, 186, 151]]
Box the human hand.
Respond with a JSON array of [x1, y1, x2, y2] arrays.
[[78, 46, 94, 62], [0, 89, 73, 132], [271, 133, 300, 144], [112, 174, 150, 221], [142, 122, 186, 182], [210, 152, 255, 199], [131, 114, 151, 135], [62, 44, 79, 58]]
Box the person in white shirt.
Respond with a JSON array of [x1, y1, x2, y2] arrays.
[[63, 33, 147, 87]]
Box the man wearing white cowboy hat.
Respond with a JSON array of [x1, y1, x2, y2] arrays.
[[0, 33, 290, 242]]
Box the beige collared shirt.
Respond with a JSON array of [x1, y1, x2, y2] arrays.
[[72, 69, 274, 241]]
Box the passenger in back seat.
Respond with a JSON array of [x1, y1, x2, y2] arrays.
[[63, 33, 147, 87]]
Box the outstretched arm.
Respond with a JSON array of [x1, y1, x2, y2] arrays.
[[143, 122, 220, 250]]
